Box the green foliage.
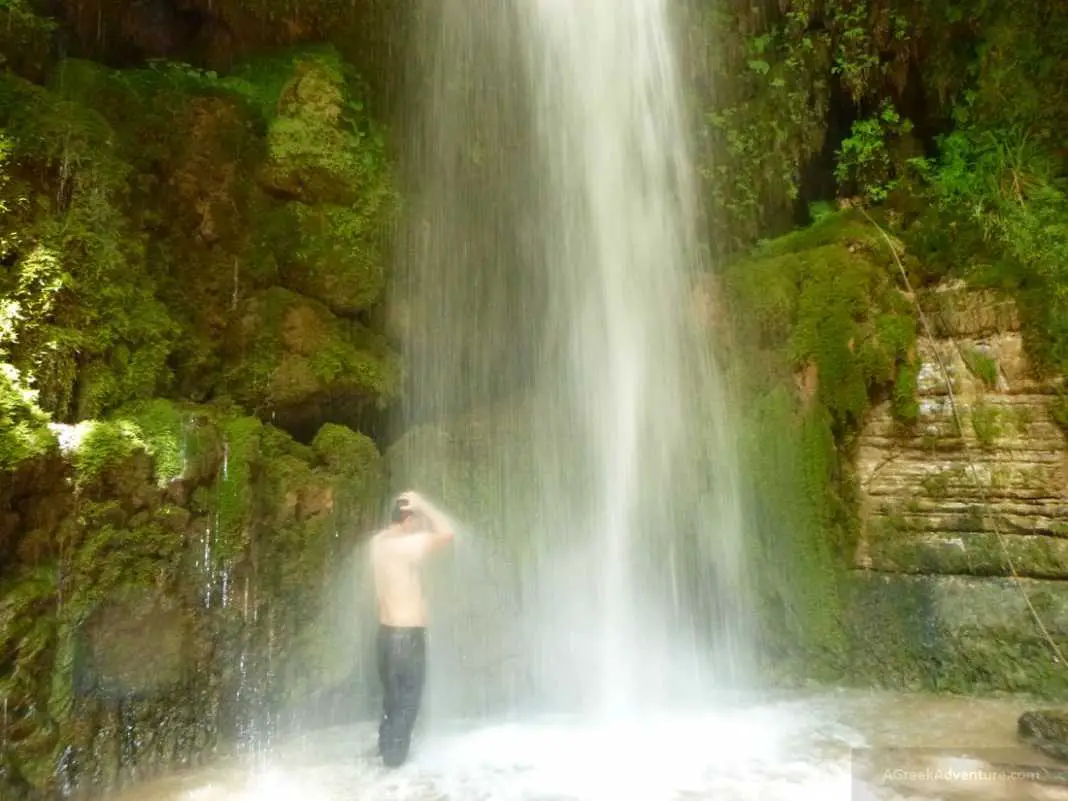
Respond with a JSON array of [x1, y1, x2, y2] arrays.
[[915, 124, 1068, 375], [114, 399, 188, 485], [835, 101, 917, 203], [970, 402, 1002, 449], [0, 0, 56, 77], [698, 8, 832, 251], [0, 69, 180, 419], [693, 0, 931, 251], [69, 421, 140, 483], [889, 0, 1068, 386], [961, 347, 999, 388], [0, 362, 56, 470]]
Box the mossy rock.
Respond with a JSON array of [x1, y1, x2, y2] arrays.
[[226, 286, 401, 431], [286, 202, 390, 314], [724, 210, 917, 428], [1019, 710, 1068, 763], [0, 396, 390, 797], [246, 48, 393, 207], [231, 49, 398, 316], [865, 530, 1068, 580], [719, 212, 921, 680], [77, 588, 188, 701], [0, 68, 181, 421], [111, 399, 224, 487], [843, 571, 1068, 697]]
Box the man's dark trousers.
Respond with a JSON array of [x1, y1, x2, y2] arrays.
[[376, 625, 427, 767]]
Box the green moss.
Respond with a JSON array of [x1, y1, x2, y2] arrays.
[[228, 47, 394, 206], [47, 503, 187, 754], [739, 388, 847, 676], [868, 531, 1068, 579], [220, 45, 343, 123], [289, 203, 391, 314], [69, 421, 141, 484], [843, 573, 1068, 698], [312, 423, 377, 476], [721, 211, 932, 682], [112, 400, 186, 485], [0, 68, 181, 420], [892, 357, 920, 424], [66, 401, 205, 487], [312, 422, 385, 525], [1011, 405, 1035, 434], [920, 466, 965, 500], [726, 211, 917, 431], [228, 287, 401, 413], [750, 212, 883, 258], [214, 414, 262, 563], [1051, 392, 1068, 433]]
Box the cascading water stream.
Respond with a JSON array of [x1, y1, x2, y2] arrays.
[[396, 0, 751, 722]]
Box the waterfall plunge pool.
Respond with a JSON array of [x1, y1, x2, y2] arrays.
[[104, 689, 1067, 801]]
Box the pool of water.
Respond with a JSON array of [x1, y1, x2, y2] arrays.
[[106, 690, 1068, 801]]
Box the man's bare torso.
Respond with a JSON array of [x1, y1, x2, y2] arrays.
[[370, 530, 433, 627]]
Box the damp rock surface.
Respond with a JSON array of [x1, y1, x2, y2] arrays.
[[1019, 710, 1068, 763], [850, 285, 1068, 696]]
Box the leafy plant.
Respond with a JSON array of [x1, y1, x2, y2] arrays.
[[835, 101, 914, 203]]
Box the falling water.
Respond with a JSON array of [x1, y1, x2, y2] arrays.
[[395, 0, 750, 721]]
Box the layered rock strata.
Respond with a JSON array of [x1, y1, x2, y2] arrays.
[[849, 283, 1068, 695]]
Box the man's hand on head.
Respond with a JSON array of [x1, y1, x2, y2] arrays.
[[399, 490, 426, 512]]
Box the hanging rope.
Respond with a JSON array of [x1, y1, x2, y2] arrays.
[[860, 206, 1068, 668]]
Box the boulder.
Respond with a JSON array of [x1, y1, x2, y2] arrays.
[[225, 287, 400, 435]]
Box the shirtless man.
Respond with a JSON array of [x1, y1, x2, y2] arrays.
[[369, 490, 455, 767]]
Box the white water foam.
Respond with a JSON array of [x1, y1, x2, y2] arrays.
[[140, 692, 1061, 801]]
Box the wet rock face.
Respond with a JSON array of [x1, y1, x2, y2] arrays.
[[78, 589, 188, 701], [50, 0, 409, 101], [1019, 710, 1068, 763], [226, 287, 400, 438], [0, 398, 387, 798], [849, 283, 1068, 695]]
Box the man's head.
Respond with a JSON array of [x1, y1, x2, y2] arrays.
[[390, 495, 418, 530]]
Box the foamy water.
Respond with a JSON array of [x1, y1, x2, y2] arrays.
[[106, 691, 1068, 801]]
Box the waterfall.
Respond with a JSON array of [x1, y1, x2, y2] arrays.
[[394, 0, 752, 722]]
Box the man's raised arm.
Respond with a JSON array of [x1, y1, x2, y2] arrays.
[[402, 491, 455, 549]]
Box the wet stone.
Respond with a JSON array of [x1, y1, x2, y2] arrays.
[[78, 589, 188, 701], [1019, 710, 1068, 763]]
